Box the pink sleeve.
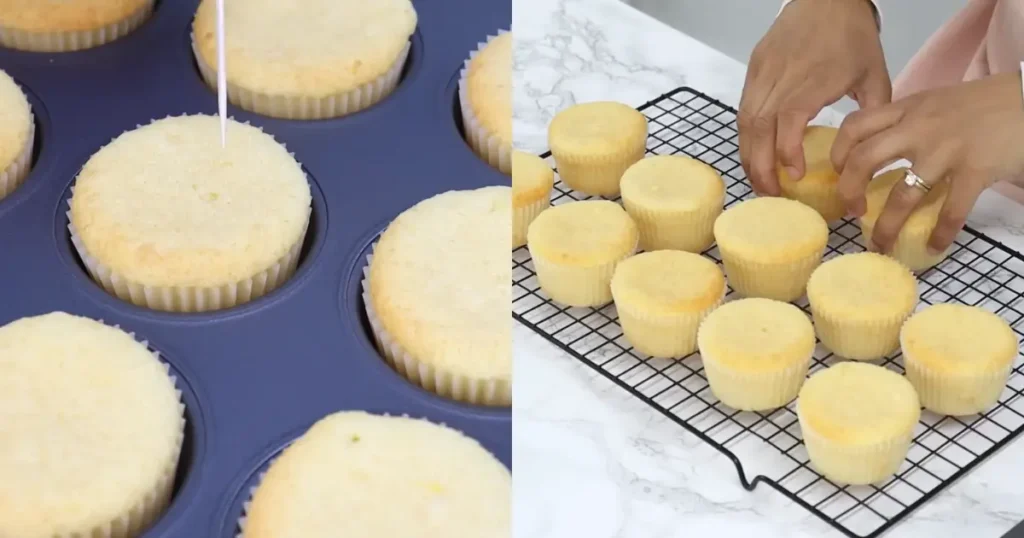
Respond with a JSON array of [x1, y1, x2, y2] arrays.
[[778, 0, 882, 29]]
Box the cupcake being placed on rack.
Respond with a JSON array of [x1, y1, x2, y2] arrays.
[[240, 411, 510, 538], [460, 31, 511, 173], [797, 362, 920, 486], [512, 150, 554, 248], [713, 197, 828, 302], [806, 252, 918, 361], [620, 155, 725, 253], [192, 0, 417, 120], [0, 0, 155, 52], [901, 303, 1018, 416], [0, 69, 32, 201], [0, 312, 185, 537], [68, 114, 312, 313], [548, 101, 648, 197], [527, 200, 638, 307], [777, 125, 846, 222], [365, 186, 511, 406], [697, 298, 816, 411], [611, 250, 725, 358], [860, 167, 950, 271]]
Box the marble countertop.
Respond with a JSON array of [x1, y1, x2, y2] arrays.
[[511, 1, 1024, 537]]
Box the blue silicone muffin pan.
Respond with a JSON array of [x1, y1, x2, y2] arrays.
[[0, 0, 511, 535]]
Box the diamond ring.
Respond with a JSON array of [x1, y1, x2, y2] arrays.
[[904, 169, 931, 194]]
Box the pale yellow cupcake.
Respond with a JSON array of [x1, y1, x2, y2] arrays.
[[806, 252, 918, 361], [0, 0, 155, 52], [713, 197, 828, 302], [860, 168, 950, 271], [620, 155, 725, 252], [0, 69, 32, 201], [696, 298, 815, 411], [512, 150, 554, 248], [901, 303, 1018, 416], [777, 126, 845, 222], [797, 362, 920, 486], [611, 250, 726, 358], [460, 31, 511, 173], [548, 101, 648, 197], [527, 200, 638, 307]]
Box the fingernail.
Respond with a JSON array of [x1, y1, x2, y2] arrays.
[[926, 246, 944, 257], [785, 166, 801, 180]]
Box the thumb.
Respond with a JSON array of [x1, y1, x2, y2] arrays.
[[852, 68, 893, 110]]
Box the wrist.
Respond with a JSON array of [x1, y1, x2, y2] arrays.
[[779, 0, 881, 32]]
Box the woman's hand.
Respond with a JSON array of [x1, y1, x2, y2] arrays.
[[739, 0, 889, 196], [832, 72, 1024, 255]]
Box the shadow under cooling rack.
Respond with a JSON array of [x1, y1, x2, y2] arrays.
[[512, 87, 1024, 538]]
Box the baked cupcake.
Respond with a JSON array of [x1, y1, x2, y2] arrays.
[[860, 168, 950, 271], [460, 31, 511, 173], [797, 362, 920, 485], [620, 155, 725, 252], [713, 197, 828, 302], [512, 150, 553, 248], [527, 200, 638, 307], [241, 412, 510, 538], [0, 0, 154, 52], [548, 101, 648, 197], [365, 186, 511, 406], [697, 298, 816, 411], [806, 252, 918, 361], [0, 312, 185, 537], [0, 69, 32, 201], [192, 0, 417, 120], [611, 250, 726, 358], [68, 114, 312, 313], [777, 126, 846, 222], [902, 303, 1018, 416]]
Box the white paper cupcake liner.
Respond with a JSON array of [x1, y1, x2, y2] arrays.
[[193, 36, 410, 120], [799, 414, 914, 486], [902, 341, 1013, 416], [0, 115, 34, 201], [615, 286, 725, 359], [362, 249, 511, 407], [513, 195, 550, 249], [68, 199, 310, 313], [701, 349, 812, 412], [0, 1, 155, 53], [531, 241, 638, 308], [719, 247, 824, 302], [458, 30, 511, 174]]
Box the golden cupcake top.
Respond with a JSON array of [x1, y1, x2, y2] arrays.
[[527, 200, 638, 266], [193, 0, 417, 97], [243, 411, 510, 538], [697, 298, 815, 371], [369, 186, 511, 381], [0, 69, 30, 172], [69, 114, 312, 288], [713, 197, 828, 262], [0, 0, 150, 33], [0, 312, 183, 537], [777, 126, 839, 186], [806, 252, 918, 319], [467, 32, 511, 148], [861, 168, 949, 229], [902, 303, 1018, 375], [798, 362, 920, 445], [548, 101, 648, 156], [511, 150, 554, 207], [611, 250, 724, 314], [620, 155, 725, 211]]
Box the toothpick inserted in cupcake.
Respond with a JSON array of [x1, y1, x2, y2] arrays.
[[216, 0, 226, 147]]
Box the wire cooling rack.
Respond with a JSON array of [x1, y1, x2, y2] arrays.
[[512, 87, 1024, 538]]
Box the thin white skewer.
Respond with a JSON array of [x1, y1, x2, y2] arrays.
[[216, 0, 227, 147]]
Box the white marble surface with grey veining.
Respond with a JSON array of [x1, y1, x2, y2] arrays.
[[512, 1, 1024, 537]]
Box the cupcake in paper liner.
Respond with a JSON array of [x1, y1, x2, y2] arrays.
[[611, 250, 726, 358], [67, 114, 312, 313], [0, 69, 34, 201], [806, 252, 918, 361], [777, 126, 846, 222], [713, 197, 828, 302], [236, 411, 510, 538], [364, 187, 512, 407], [528, 200, 639, 307], [459, 30, 512, 174], [0, 0, 154, 52], [512, 150, 554, 248], [548, 101, 648, 197], [901, 303, 1018, 416], [0, 312, 186, 537], [860, 168, 950, 271], [697, 298, 815, 411], [620, 155, 725, 253], [797, 362, 920, 485], [192, 0, 417, 120]]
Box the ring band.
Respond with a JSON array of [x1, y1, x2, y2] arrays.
[[904, 169, 931, 194]]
